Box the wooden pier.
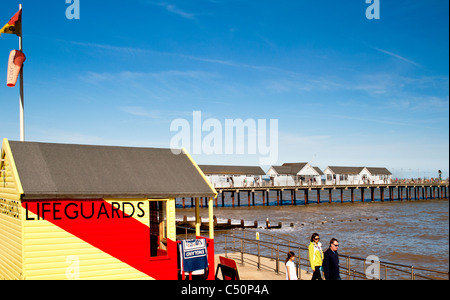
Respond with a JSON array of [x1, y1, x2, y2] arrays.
[[177, 182, 449, 208]]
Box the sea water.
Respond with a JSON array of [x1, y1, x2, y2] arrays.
[[177, 197, 449, 274]]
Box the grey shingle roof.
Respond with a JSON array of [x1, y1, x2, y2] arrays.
[[198, 165, 266, 176], [281, 163, 308, 174], [8, 141, 216, 199], [365, 167, 392, 175], [270, 163, 323, 176], [326, 166, 365, 175]]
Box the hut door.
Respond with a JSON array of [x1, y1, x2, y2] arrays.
[[149, 201, 167, 257]]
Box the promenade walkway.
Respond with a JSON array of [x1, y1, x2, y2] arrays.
[[215, 252, 312, 280]]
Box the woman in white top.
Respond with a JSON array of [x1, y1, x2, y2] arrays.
[[285, 251, 298, 280]]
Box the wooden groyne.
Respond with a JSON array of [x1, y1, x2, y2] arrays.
[[177, 182, 449, 208], [176, 216, 285, 233], [176, 216, 258, 234]]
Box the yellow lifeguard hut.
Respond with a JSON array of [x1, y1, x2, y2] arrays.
[[0, 139, 216, 280]]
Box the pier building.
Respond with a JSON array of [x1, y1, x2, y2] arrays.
[[324, 166, 365, 185], [267, 162, 323, 186], [361, 167, 393, 184], [198, 165, 265, 188], [324, 166, 392, 185]]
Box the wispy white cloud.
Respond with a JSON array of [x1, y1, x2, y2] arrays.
[[69, 40, 275, 71], [118, 106, 195, 121], [31, 128, 106, 145], [69, 41, 157, 55], [373, 47, 421, 67], [147, 1, 196, 20], [331, 114, 436, 129], [387, 95, 449, 113], [83, 70, 219, 85], [118, 106, 161, 119]]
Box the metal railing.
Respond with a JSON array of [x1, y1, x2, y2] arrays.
[[217, 231, 449, 280], [215, 179, 450, 189]]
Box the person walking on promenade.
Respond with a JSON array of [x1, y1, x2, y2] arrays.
[[308, 233, 323, 280], [285, 251, 298, 280], [323, 238, 341, 280]]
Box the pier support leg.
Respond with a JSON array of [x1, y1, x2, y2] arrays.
[[361, 188, 364, 202], [248, 191, 251, 207], [222, 192, 225, 207], [329, 189, 332, 203], [237, 191, 240, 207], [371, 187, 375, 201], [195, 197, 200, 237], [305, 189, 309, 205], [381, 187, 384, 202], [276, 190, 280, 206], [340, 189, 343, 203], [317, 189, 320, 204], [208, 197, 214, 239], [252, 191, 255, 206], [351, 188, 354, 203], [232, 191, 235, 208]]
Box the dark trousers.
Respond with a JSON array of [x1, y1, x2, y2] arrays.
[[311, 267, 322, 280]]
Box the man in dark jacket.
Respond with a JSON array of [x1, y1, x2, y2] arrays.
[[322, 238, 341, 280]]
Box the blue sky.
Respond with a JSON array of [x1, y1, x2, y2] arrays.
[[1, 0, 449, 178]]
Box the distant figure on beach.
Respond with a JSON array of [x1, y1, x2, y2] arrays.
[[285, 251, 298, 280], [308, 233, 323, 280], [323, 238, 341, 280]]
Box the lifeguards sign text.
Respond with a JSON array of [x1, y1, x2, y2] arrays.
[[23, 201, 146, 220]]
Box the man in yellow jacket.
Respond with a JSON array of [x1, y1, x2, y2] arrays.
[[308, 233, 323, 280]]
